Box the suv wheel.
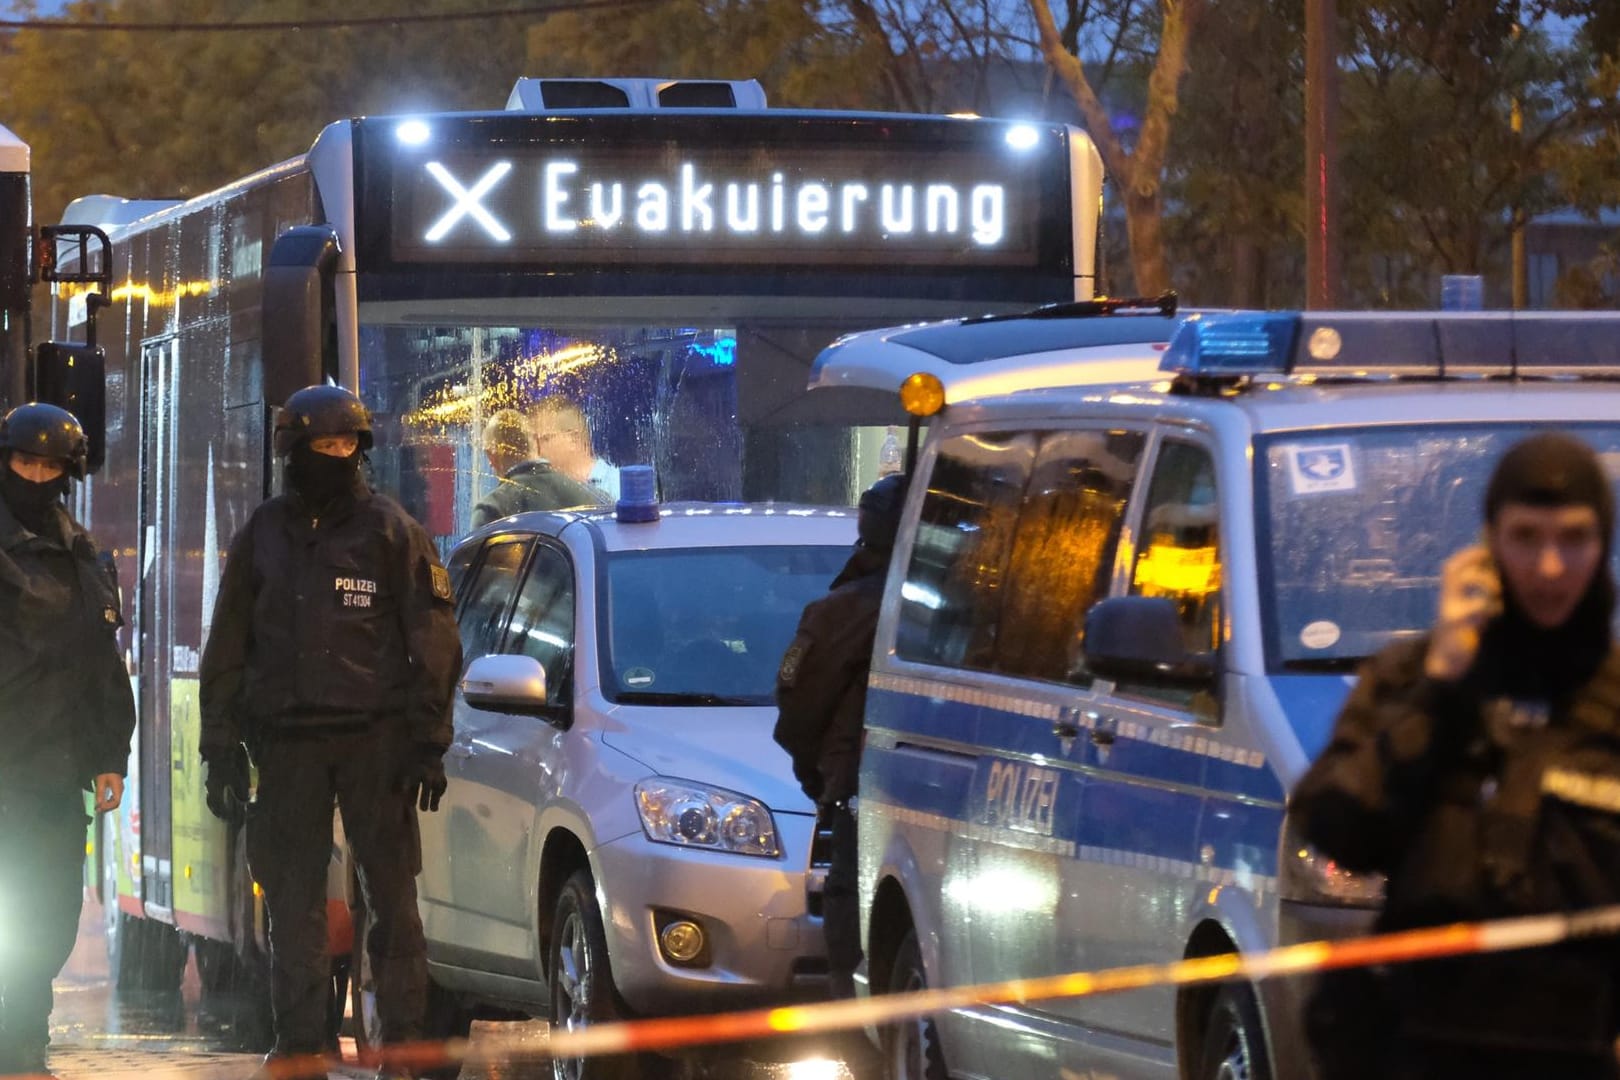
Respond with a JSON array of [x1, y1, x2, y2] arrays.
[[548, 869, 639, 1080], [1196, 984, 1272, 1080], [881, 928, 948, 1080]]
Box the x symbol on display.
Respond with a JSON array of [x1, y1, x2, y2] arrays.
[[423, 161, 514, 243]]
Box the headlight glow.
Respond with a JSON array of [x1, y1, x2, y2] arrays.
[[1278, 818, 1385, 907], [635, 779, 781, 858]]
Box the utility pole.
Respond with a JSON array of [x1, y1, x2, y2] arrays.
[[1510, 14, 1528, 308], [1305, 0, 1341, 308]]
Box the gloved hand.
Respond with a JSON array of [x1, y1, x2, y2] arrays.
[[400, 744, 448, 812], [204, 745, 251, 823]]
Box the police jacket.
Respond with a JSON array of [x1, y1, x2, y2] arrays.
[[1294, 635, 1620, 1053], [0, 495, 135, 794], [470, 459, 606, 528], [199, 476, 461, 756], [773, 546, 886, 806]]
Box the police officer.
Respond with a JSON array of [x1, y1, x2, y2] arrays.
[[199, 386, 461, 1073], [0, 404, 135, 1077], [1295, 432, 1620, 1080], [773, 474, 906, 1000]]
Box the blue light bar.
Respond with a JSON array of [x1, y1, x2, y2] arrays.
[[615, 464, 660, 523], [1159, 313, 1298, 377], [1161, 310, 1620, 380]]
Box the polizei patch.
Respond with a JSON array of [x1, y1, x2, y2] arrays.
[[336, 575, 379, 609]]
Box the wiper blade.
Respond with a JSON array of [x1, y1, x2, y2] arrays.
[[1281, 657, 1363, 673], [615, 691, 762, 707]]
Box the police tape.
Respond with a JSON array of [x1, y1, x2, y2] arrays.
[[269, 902, 1620, 1077]]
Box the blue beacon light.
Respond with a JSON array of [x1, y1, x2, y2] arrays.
[[1159, 312, 1300, 378], [616, 465, 661, 524]]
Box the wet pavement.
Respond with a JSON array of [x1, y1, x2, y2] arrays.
[[41, 901, 879, 1080]]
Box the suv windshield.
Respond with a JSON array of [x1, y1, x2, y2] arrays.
[[601, 544, 851, 705], [1256, 423, 1620, 670]]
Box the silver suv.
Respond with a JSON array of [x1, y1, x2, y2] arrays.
[[416, 500, 856, 1073]]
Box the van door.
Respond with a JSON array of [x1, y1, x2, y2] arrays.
[[865, 424, 1146, 1079], [1077, 435, 1282, 1051]]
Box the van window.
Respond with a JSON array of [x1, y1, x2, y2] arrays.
[[897, 431, 1037, 670], [996, 429, 1145, 683], [896, 427, 1143, 684], [1130, 439, 1222, 654]]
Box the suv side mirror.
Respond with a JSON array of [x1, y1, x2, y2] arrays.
[[462, 654, 551, 713], [1084, 596, 1218, 689]]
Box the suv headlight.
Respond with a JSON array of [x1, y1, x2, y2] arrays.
[[1278, 817, 1385, 907], [634, 779, 781, 859]]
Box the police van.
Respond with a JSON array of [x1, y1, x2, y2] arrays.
[[811, 309, 1620, 1080]]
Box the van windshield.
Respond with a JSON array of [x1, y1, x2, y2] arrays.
[[600, 544, 851, 705], [1255, 423, 1620, 671]]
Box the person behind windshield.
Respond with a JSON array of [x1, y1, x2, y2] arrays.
[[530, 397, 617, 499], [0, 404, 135, 1078], [1294, 431, 1620, 1080], [470, 407, 603, 528], [773, 474, 907, 1001]]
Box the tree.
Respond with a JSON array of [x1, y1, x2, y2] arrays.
[[1335, 0, 1620, 306], [1162, 0, 1303, 306], [0, 0, 531, 224], [1029, 0, 1207, 295]]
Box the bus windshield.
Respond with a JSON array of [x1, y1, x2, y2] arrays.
[[359, 318, 903, 545]]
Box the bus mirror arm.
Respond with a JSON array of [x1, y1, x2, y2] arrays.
[[263, 226, 341, 403]]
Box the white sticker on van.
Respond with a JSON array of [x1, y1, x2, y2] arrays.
[[1286, 443, 1357, 495], [1300, 620, 1342, 650]]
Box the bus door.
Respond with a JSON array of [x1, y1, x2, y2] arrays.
[[136, 335, 178, 919]]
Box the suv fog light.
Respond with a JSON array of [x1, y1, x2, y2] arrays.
[[660, 920, 706, 963]]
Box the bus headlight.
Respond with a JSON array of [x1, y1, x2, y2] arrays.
[[1278, 819, 1385, 907], [634, 779, 781, 858]]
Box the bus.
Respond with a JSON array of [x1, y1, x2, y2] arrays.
[[29, 76, 1104, 1019]]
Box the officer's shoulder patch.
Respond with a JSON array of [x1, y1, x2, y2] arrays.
[[430, 564, 453, 603], [778, 633, 812, 687]]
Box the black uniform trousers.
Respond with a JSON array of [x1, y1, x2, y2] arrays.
[[821, 801, 861, 996], [0, 786, 89, 1071], [246, 724, 425, 1055]]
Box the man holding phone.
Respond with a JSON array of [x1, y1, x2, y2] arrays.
[[1294, 430, 1620, 1079]]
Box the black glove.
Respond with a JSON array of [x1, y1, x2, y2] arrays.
[[400, 745, 448, 812], [204, 745, 251, 823]]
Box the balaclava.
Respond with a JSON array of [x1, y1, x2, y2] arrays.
[[285, 440, 362, 508], [834, 473, 910, 588], [0, 452, 69, 537], [1471, 431, 1615, 701]]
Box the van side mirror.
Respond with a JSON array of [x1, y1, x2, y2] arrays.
[[262, 226, 340, 405], [462, 654, 557, 718], [1084, 596, 1217, 688], [34, 341, 106, 473]]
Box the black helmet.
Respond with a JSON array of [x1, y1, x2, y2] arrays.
[[0, 402, 89, 479], [273, 385, 373, 457], [857, 473, 909, 551]]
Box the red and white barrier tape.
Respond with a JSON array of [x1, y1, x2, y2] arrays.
[[268, 902, 1620, 1077]]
